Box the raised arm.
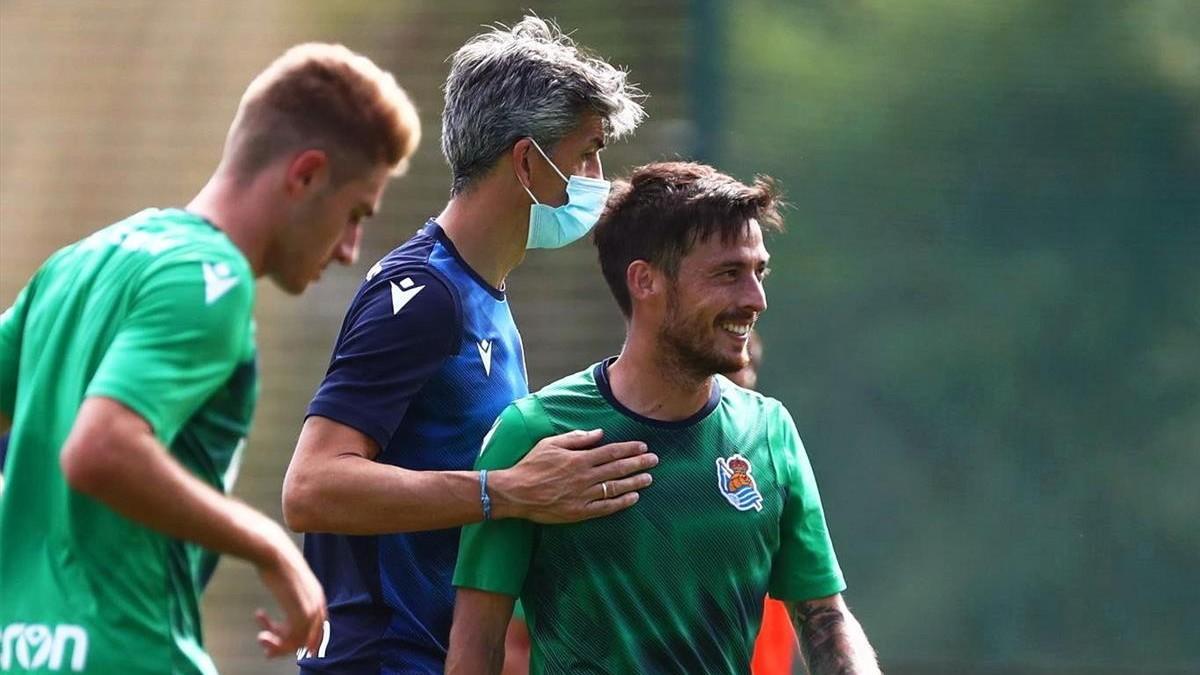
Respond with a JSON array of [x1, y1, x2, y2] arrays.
[[789, 594, 880, 675], [445, 588, 515, 675]]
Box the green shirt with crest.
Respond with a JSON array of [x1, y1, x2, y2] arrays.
[[454, 358, 845, 675]]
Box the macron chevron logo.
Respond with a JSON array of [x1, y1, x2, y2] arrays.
[[390, 277, 426, 315], [203, 262, 239, 305], [477, 339, 492, 376]]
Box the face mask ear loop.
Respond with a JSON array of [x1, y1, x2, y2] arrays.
[[528, 137, 570, 185], [516, 141, 541, 205], [519, 179, 540, 205]]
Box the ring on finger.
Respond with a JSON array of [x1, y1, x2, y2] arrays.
[[601, 481, 609, 499]]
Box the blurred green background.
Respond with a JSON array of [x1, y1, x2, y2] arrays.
[[1, 1, 1196, 673]]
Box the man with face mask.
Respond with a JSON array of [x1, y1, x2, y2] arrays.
[[449, 162, 880, 675], [281, 16, 655, 674]]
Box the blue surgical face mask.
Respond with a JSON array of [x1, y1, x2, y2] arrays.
[[519, 137, 611, 250]]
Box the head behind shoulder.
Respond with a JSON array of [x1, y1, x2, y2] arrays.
[[226, 42, 419, 185], [199, 43, 421, 294]]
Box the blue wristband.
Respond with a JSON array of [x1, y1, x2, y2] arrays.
[[479, 469, 492, 521]]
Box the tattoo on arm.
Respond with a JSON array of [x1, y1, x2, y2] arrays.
[[792, 598, 881, 675]]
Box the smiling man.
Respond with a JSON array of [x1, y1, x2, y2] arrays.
[[448, 162, 880, 675]]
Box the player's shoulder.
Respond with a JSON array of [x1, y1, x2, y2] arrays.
[[156, 212, 252, 282], [537, 362, 599, 396], [117, 208, 243, 256], [64, 209, 252, 312], [53, 208, 237, 271], [126, 209, 252, 283], [477, 380, 583, 467], [716, 376, 793, 423], [337, 225, 464, 350], [530, 362, 603, 406], [371, 221, 443, 272], [361, 223, 460, 303], [716, 374, 774, 408], [354, 252, 459, 323], [498, 363, 601, 433]]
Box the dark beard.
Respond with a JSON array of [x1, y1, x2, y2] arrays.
[[658, 289, 747, 381]]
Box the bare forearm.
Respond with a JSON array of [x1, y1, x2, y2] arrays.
[[446, 589, 511, 675], [283, 415, 506, 534], [62, 399, 286, 567], [284, 454, 490, 534], [95, 450, 284, 563], [63, 398, 326, 657], [792, 597, 880, 675], [283, 416, 658, 535], [445, 627, 505, 675], [281, 414, 568, 534]]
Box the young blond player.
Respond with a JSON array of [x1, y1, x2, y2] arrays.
[[0, 43, 419, 674]]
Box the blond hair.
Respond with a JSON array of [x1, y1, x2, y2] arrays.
[[225, 43, 420, 182]]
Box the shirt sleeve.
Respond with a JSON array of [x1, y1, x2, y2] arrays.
[[0, 282, 33, 420], [767, 400, 847, 601], [453, 402, 539, 596], [86, 255, 254, 445], [306, 268, 460, 454]]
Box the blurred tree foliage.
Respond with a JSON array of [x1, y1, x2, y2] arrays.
[[719, 0, 1199, 668]]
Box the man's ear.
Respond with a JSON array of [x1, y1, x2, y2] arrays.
[[626, 260, 663, 306], [510, 138, 535, 191], [285, 149, 330, 197]]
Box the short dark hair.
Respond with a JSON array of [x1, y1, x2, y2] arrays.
[[592, 161, 784, 317]]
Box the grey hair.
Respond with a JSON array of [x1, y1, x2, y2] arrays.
[[441, 15, 646, 195]]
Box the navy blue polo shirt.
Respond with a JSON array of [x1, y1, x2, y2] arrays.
[[299, 220, 528, 674]]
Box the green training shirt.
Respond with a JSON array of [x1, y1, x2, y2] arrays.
[[454, 359, 845, 675], [0, 209, 257, 674]]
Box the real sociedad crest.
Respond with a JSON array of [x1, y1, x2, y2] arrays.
[[715, 453, 763, 512]]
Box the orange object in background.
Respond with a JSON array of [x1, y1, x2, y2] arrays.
[[752, 596, 799, 675]]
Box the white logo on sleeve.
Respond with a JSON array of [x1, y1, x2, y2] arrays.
[[365, 259, 384, 281], [390, 277, 426, 315], [477, 339, 492, 376], [203, 262, 239, 305], [296, 620, 331, 661], [0, 623, 88, 671], [479, 416, 502, 457]]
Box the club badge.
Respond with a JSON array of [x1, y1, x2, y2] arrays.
[[716, 453, 763, 512]]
